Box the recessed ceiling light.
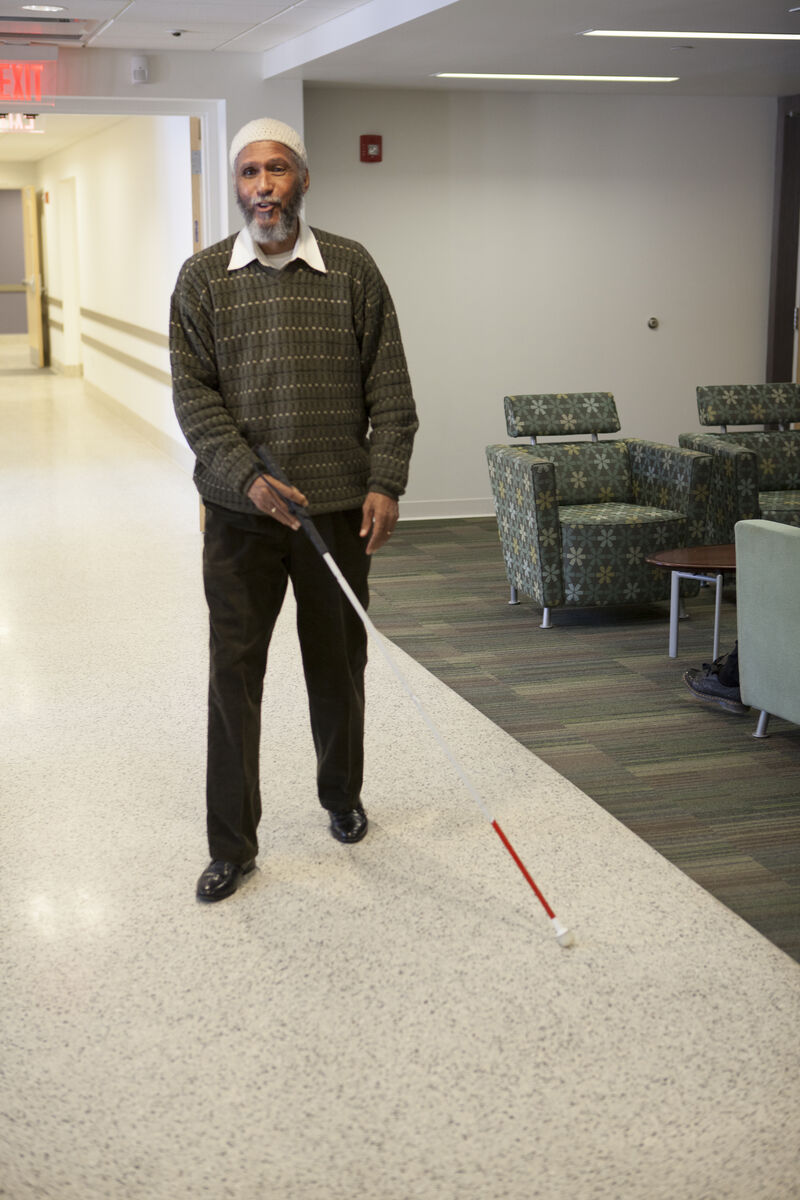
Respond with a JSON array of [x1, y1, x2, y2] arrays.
[[583, 29, 800, 41], [435, 72, 680, 83], [21, 5, 66, 11]]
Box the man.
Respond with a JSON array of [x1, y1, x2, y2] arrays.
[[683, 643, 748, 714], [170, 117, 418, 901]]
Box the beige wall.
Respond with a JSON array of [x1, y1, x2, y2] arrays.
[[304, 88, 776, 518], [0, 164, 37, 188]]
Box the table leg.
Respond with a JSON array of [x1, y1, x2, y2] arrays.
[[669, 570, 680, 658], [712, 573, 723, 661]]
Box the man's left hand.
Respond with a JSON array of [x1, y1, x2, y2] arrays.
[[360, 492, 398, 555]]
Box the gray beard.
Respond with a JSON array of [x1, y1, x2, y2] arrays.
[[245, 207, 296, 247], [236, 181, 304, 249]]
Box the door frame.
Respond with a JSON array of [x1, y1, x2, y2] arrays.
[[21, 184, 46, 367], [766, 93, 800, 382]]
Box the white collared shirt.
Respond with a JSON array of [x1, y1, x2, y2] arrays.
[[227, 216, 327, 274]]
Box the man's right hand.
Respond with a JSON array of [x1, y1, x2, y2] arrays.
[[247, 474, 308, 531]]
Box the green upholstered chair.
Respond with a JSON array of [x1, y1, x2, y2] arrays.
[[485, 393, 713, 627], [735, 519, 800, 737], [679, 384, 800, 543]]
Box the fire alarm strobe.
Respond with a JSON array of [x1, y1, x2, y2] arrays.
[[360, 134, 382, 163]]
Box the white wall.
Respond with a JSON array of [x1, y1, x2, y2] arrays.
[[15, 62, 777, 515], [303, 88, 777, 518]]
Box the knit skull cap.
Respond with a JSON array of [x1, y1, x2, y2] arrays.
[[229, 117, 307, 173]]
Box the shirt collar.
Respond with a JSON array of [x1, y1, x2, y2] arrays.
[[227, 216, 327, 273]]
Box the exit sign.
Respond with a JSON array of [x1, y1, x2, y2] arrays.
[[0, 49, 57, 106], [0, 62, 46, 104], [0, 114, 42, 134]]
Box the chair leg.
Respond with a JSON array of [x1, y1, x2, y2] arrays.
[[540, 607, 551, 629], [753, 710, 771, 739], [508, 586, 519, 605]]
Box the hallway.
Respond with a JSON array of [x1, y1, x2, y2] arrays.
[[1, 347, 799, 1200]]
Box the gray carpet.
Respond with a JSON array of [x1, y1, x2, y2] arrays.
[[369, 517, 800, 962]]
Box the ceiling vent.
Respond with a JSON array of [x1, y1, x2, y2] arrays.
[[0, 16, 100, 46]]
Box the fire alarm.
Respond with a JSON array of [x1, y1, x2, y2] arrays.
[[360, 134, 382, 163]]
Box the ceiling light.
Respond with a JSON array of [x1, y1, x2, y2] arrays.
[[583, 29, 800, 41], [435, 73, 680, 82], [21, 5, 66, 11]]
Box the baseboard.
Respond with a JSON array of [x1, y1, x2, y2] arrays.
[[76, 387, 494, 518], [51, 359, 84, 378], [84, 382, 194, 473], [398, 497, 495, 521], [0, 333, 27, 344]]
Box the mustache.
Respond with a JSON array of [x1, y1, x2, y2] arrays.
[[247, 194, 281, 210], [236, 188, 302, 218]]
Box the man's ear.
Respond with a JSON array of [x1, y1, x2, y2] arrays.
[[302, 170, 310, 194]]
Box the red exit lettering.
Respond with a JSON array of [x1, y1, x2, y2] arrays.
[[0, 62, 45, 104]]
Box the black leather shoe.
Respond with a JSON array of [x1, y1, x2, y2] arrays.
[[329, 802, 368, 844], [196, 858, 256, 902]]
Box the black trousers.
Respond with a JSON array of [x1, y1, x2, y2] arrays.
[[202, 505, 370, 864], [718, 642, 740, 687]]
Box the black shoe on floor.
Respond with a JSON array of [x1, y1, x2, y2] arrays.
[[683, 667, 750, 715], [196, 858, 256, 902], [329, 802, 368, 844]]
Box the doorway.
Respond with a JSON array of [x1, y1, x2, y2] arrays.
[[0, 188, 26, 350], [0, 99, 223, 387], [0, 105, 220, 465]]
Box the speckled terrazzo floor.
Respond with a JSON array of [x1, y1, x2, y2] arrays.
[[1, 354, 799, 1200]]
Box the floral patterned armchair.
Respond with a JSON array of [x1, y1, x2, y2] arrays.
[[678, 384, 800, 543], [485, 393, 712, 626]]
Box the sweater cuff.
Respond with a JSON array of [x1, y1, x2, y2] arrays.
[[241, 466, 263, 498], [367, 482, 399, 500]]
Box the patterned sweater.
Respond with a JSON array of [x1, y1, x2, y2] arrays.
[[170, 228, 418, 515]]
